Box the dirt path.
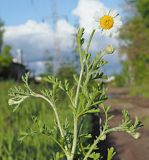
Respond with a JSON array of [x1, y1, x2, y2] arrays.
[[105, 88, 149, 160]]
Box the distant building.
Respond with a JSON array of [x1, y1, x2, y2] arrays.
[[10, 62, 29, 81], [0, 62, 29, 81], [0, 49, 29, 81]]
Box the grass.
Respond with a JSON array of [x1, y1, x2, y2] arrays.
[[0, 80, 91, 159], [0, 80, 58, 159], [130, 84, 149, 97]]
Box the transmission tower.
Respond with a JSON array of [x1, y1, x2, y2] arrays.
[[51, 0, 61, 72], [43, 0, 61, 72], [30, 0, 68, 73], [51, 0, 57, 29]]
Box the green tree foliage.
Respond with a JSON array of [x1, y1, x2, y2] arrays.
[[0, 45, 13, 68], [56, 64, 77, 85], [0, 19, 13, 70], [119, 0, 149, 93], [136, 0, 149, 25], [0, 19, 4, 51]]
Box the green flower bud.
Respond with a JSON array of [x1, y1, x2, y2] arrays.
[[105, 45, 115, 54], [100, 134, 106, 141], [132, 132, 141, 139]]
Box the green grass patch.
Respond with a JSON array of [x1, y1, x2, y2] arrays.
[[0, 80, 91, 159], [129, 84, 149, 97]]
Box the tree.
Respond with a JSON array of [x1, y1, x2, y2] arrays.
[[56, 63, 77, 85], [0, 19, 12, 70], [0, 19, 4, 52], [119, 0, 149, 92], [0, 45, 13, 68]]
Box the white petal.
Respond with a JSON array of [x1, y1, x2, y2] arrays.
[[106, 31, 112, 37], [114, 16, 122, 22], [109, 9, 118, 17], [101, 29, 111, 37], [104, 27, 119, 37], [115, 22, 122, 27], [114, 18, 122, 27], [113, 16, 122, 26]]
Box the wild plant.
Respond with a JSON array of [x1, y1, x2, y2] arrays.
[[8, 8, 142, 160]]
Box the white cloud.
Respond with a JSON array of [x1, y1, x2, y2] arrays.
[[55, 19, 76, 51], [4, 20, 52, 59], [4, 0, 122, 75], [4, 19, 75, 74]]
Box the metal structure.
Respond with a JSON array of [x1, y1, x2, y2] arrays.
[[29, 0, 63, 74], [22, 0, 71, 74], [51, 0, 61, 71]]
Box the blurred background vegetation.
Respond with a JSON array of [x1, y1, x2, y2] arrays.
[[115, 0, 149, 96], [0, 20, 13, 75]]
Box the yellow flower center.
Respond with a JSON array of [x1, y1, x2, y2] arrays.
[[99, 15, 114, 30]]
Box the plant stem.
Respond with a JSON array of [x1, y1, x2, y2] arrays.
[[71, 65, 84, 159], [70, 29, 96, 159], [84, 30, 96, 85], [86, 29, 95, 53], [33, 94, 71, 158], [83, 133, 103, 160], [34, 94, 64, 138], [83, 127, 122, 160], [74, 65, 84, 108], [70, 117, 78, 159]]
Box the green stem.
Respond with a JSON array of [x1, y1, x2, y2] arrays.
[[83, 133, 103, 160], [34, 94, 64, 137], [75, 29, 96, 108], [74, 65, 84, 108], [86, 29, 96, 53], [33, 94, 71, 158], [84, 105, 122, 159], [50, 136, 67, 155], [71, 65, 84, 159], [70, 29, 96, 159], [85, 29, 96, 85], [83, 127, 122, 160], [70, 117, 78, 159]]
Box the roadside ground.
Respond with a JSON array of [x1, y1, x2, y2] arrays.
[[106, 87, 149, 160]]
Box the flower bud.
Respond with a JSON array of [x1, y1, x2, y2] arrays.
[[132, 132, 141, 139], [105, 45, 115, 54], [100, 134, 106, 141]]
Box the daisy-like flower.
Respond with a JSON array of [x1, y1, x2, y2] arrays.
[[94, 9, 122, 37]]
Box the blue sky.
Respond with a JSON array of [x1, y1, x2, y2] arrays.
[[0, 0, 122, 26]]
